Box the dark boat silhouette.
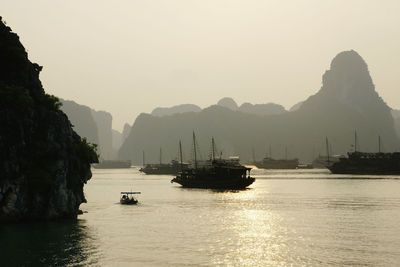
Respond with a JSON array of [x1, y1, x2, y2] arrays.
[[254, 146, 298, 169], [120, 191, 140, 205], [255, 157, 299, 169], [326, 133, 400, 174], [93, 160, 131, 169], [139, 149, 188, 175], [327, 152, 400, 174], [171, 133, 255, 190], [312, 137, 340, 168], [140, 160, 189, 175]]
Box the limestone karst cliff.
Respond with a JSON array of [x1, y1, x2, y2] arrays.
[[0, 18, 98, 221], [391, 110, 400, 140], [151, 104, 202, 117], [60, 99, 114, 160], [60, 99, 99, 145], [91, 110, 113, 160], [122, 123, 132, 142], [119, 50, 399, 163]]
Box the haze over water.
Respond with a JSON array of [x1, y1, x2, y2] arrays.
[[2, 168, 400, 266]]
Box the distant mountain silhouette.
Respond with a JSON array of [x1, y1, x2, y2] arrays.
[[60, 99, 115, 160], [151, 104, 201, 117], [217, 97, 288, 115], [289, 101, 304, 111], [119, 50, 399, 163], [91, 110, 113, 160], [217, 97, 238, 110], [239, 102, 287, 115], [391, 110, 400, 139], [60, 99, 99, 145], [122, 123, 132, 142], [111, 129, 123, 159]]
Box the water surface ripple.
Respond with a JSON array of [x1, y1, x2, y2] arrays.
[[2, 168, 400, 266]]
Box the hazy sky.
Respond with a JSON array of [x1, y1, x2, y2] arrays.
[[2, 1, 400, 131]]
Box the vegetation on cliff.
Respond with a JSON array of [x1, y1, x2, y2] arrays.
[[0, 17, 98, 221]]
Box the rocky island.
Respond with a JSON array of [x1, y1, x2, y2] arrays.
[[0, 18, 98, 221], [119, 50, 398, 164]]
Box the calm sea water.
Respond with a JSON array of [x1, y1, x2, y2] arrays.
[[2, 167, 400, 266]]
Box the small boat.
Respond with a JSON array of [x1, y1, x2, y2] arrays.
[[120, 191, 140, 205]]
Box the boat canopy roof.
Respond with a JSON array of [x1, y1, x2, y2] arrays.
[[121, 192, 141, 194]]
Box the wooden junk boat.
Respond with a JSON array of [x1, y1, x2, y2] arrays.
[[171, 133, 255, 190]]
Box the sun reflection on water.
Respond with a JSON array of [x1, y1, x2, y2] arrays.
[[203, 187, 288, 266]]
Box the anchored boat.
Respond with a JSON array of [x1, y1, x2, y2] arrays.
[[93, 160, 131, 169], [254, 145, 298, 169], [171, 133, 255, 190], [139, 149, 189, 175], [325, 133, 400, 174]]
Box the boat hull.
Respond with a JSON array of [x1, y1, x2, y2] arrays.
[[327, 165, 400, 175], [140, 162, 188, 175], [326, 152, 400, 175], [171, 176, 255, 190], [255, 159, 299, 169], [120, 199, 138, 205], [140, 166, 178, 175], [93, 160, 131, 169]]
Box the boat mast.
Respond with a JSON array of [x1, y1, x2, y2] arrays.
[[179, 140, 183, 172], [252, 147, 256, 163], [211, 137, 216, 161], [159, 147, 162, 165], [354, 130, 358, 152], [142, 150, 145, 166], [285, 146, 288, 160], [326, 137, 330, 162], [193, 131, 197, 169], [269, 144, 272, 159], [378, 135, 381, 153]]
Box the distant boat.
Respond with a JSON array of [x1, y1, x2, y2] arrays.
[[139, 148, 189, 175], [254, 145, 299, 169], [93, 160, 131, 169], [326, 133, 400, 174], [296, 163, 313, 169], [312, 137, 339, 168], [171, 134, 255, 190], [140, 160, 189, 175], [255, 157, 299, 169], [120, 191, 140, 205]]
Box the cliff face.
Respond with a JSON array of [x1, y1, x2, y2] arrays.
[[391, 110, 400, 139], [60, 99, 99, 145], [61, 99, 116, 159], [119, 50, 399, 163], [0, 18, 98, 221], [91, 110, 113, 160], [122, 123, 131, 142]]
